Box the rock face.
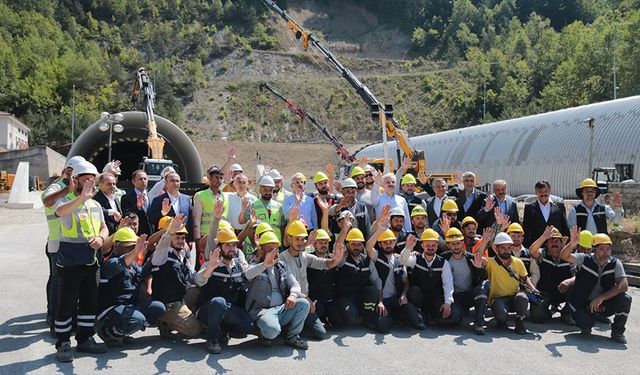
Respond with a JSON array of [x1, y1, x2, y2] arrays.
[[609, 182, 640, 216], [611, 231, 640, 262]]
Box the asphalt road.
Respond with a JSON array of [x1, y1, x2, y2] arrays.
[[0, 209, 638, 374]]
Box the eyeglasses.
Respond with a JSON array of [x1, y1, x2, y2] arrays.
[[365, 173, 373, 177]]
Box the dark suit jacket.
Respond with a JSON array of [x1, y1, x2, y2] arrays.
[[425, 195, 454, 227], [522, 199, 569, 248], [449, 186, 487, 220], [120, 189, 152, 236], [93, 190, 121, 235], [477, 195, 520, 230], [148, 192, 194, 242]]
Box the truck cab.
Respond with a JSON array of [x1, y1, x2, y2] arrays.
[[139, 157, 175, 186]]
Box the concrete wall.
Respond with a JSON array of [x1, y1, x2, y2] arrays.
[[609, 182, 640, 216], [0, 146, 66, 184]]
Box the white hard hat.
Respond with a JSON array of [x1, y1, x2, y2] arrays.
[[65, 155, 86, 169], [342, 178, 357, 189], [72, 161, 99, 177], [268, 169, 283, 180], [160, 166, 176, 177], [258, 175, 276, 187], [338, 210, 354, 222], [390, 206, 405, 217], [229, 163, 243, 172], [103, 161, 121, 176], [494, 232, 514, 246], [363, 164, 375, 172]]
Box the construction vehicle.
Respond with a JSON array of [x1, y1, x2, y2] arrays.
[[260, 0, 425, 175], [0, 171, 14, 193], [592, 163, 635, 194]]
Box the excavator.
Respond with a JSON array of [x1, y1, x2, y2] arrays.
[[259, 0, 425, 176]]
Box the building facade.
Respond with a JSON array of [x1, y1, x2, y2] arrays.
[[0, 112, 30, 151]]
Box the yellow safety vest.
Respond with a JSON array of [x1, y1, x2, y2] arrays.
[[41, 181, 66, 242], [253, 200, 282, 241], [195, 189, 229, 235], [59, 192, 103, 241]]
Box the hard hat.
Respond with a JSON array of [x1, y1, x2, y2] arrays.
[[576, 178, 600, 198], [174, 224, 188, 235], [420, 228, 440, 242], [258, 175, 276, 187], [363, 164, 375, 172], [461, 216, 478, 228], [345, 228, 365, 242], [103, 161, 121, 176], [411, 206, 427, 217], [291, 172, 307, 183], [337, 210, 354, 222], [579, 230, 593, 249], [229, 163, 243, 172], [442, 200, 459, 212], [390, 206, 405, 217], [216, 227, 239, 243], [219, 220, 232, 231], [255, 222, 274, 236], [259, 231, 281, 246], [507, 223, 524, 233], [592, 233, 612, 246], [350, 166, 365, 177], [401, 174, 417, 185], [65, 155, 86, 169], [549, 228, 563, 238], [315, 229, 332, 242], [113, 227, 138, 243], [342, 178, 357, 189], [313, 171, 329, 184], [378, 229, 396, 242], [445, 228, 464, 243], [158, 216, 172, 230], [494, 232, 514, 246], [268, 169, 283, 180], [286, 220, 308, 237], [72, 161, 99, 177]]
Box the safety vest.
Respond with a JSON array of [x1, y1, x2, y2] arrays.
[[374, 250, 405, 297], [195, 189, 229, 236], [409, 254, 446, 300], [98, 259, 142, 313], [274, 190, 285, 205], [575, 203, 608, 234], [336, 254, 372, 297], [253, 199, 282, 241], [536, 250, 572, 295], [307, 252, 337, 302], [59, 192, 103, 242], [151, 249, 190, 304], [569, 254, 618, 311], [41, 180, 66, 242], [195, 261, 246, 311]]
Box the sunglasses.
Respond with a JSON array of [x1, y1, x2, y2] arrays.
[[365, 173, 373, 177]]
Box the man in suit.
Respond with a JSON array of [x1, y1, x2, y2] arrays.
[[522, 180, 569, 248], [477, 179, 519, 230], [148, 171, 194, 243], [449, 171, 486, 221], [93, 172, 122, 235], [120, 169, 152, 235], [425, 178, 454, 227]]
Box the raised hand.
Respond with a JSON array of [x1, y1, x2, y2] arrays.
[[494, 208, 509, 230], [241, 195, 251, 210], [400, 156, 411, 171], [332, 242, 346, 260], [263, 248, 278, 268], [289, 206, 300, 223], [168, 214, 185, 234], [307, 230, 318, 246], [214, 198, 225, 220], [612, 192, 623, 208], [136, 192, 145, 209], [226, 147, 237, 162], [481, 226, 495, 243], [377, 215, 390, 230], [118, 216, 131, 230], [372, 169, 382, 185], [484, 196, 495, 211], [208, 248, 222, 269], [405, 234, 417, 250], [569, 226, 580, 245], [358, 157, 369, 167], [249, 208, 258, 226], [161, 198, 171, 216], [453, 170, 462, 185], [112, 210, 122, 223], [333, 180, 342, 191], [316, 195, 329, 212], [135, 234, 149, 256], [542, 225, 555, 240], [439, 215, 451, 236], [380, 204, 392, 221], [80, 179, 95, 199], [417, 171, 430, 186], [325, 163, 335, 176]]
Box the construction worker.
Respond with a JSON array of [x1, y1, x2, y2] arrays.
[[577, 230, 594, 254], [400, 228, 453, 324], [363, 164, 376, 190], [506, 223, 540, 286], [279, 220, 345, 339], [425, 178, 453, 227], [120, 170, 152, 235], [528, 226, 575, 325], [439, 228, 489, 334], [94, 228, 166, 347], [194, 166, 229, 241], [365, 221, 424, 332], [329, 178, 371, 239], [561, 230, 631, 343], [222, 163, 244, 193], [240, 175, 284, 242], [269, 169, 288, 204], [432, 200, 461, 247], [370, 172, 411, 232], [307, 229, 343, 326], [386, 206, 411, 254], [151, 215, 201, 339], [449, 171, 487, 220], [568, 178, 624, 234], [311, 171, 339, 231], [283, 172, 317, 230], [226, 173, 257, 232], [244, 231, 310, 350], [398, 173, 427, 214], [410, 206, 428, 239], [350, 166, 369, 201], [93, 172, 122, 235], [460, 216, 480, 253], [53, 160, 109, 362], [478, 180, 520, 230], [194, 227, 254, 354]]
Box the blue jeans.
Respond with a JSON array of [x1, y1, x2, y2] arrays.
[[96, 300, 166, 341], [491, 292, 528, 323], [256, 298, 310, 340], [303, 312, 328, 339], [198, 297, 254, 341]]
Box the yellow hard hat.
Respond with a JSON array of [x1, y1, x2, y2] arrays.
[[345, 228, 365, 242], [259, 231, 281, 246], [315, 229, 332, 242], [576, 178, 600, 198], [219, 220, 232, 231], [420, 228, 440, 242], [175, 224, 188, 235], [461, 216, 478, 228], [216, 227, 238, 243], [507, 223, 524, 234], [401, 174, 417, 185], [592, 233, 612, 246], [313, 171, 329, 184], [445, 227, 464, 243], [442, 200, 459, 212], [286, 220, 308, 237], [378, 229, 396, 242], [255, 222, 274, 236], [113, 227, 138, 243], [158, 216, 172, 230], [549, 228, 563, 238], [350, 166, 365, 178], [579, 230, 593, 249], [411, 206, 428, 217]]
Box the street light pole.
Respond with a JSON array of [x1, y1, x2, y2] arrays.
[[99, 112, 124, 164], [71, 84, 75, 144]]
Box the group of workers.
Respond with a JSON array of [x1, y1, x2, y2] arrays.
[[41, 149, 632, 363]]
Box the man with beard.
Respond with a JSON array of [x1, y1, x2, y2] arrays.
[[240, 175, 283, 242], [329, 178, 371, 239], [439, 228, 489, 334], [399, 173, 427, 214], [432, 200, 461, 242], [194, 166, 229, 241], [307, 229, 343, 327], [269, 169, 288, 205], [461, 216, 480, 253], [387, 206, 411, 253], [506, 223, 540, 286], [471, 231, 538, 335], [410, 206, 428, 239], [350, 166, 369, 201], [363, 164, 376, 190], [561, 230, 631, 343], [194, 227, 254, 354], [400, 228, 453, 324], [279, 221, 345, 340], [370, 172, 411, 232], [528, 226, 575, 324], [311, 171, 339, 232], [366, 219, 424, 332]]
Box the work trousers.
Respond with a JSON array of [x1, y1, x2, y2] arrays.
[[315, 299, 343, 327], [303, 311, 328, 339], [256, 298, 310, 340], [530, 287, 573, 323], [374, 296, 423, 333], [54, 264, 98, 347], [491, 292, 529, 323], [45, 246, 59, 320], [572, 293, 632, 334], [407, 285, 445, 322], [158, 301, 202, 337], [96, 301, 166, 341], [197, 297, 254, 341], [336, 285, 378, 326], [451, 280, 490, 325]]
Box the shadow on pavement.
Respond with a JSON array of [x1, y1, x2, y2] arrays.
[[545, 332, 627, 357]]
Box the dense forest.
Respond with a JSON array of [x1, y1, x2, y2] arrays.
[[1, 0, 640, 146]]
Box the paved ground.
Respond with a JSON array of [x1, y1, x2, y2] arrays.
[[0, 207, 638, 374]]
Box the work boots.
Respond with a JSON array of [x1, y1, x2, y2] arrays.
[[56, 342, 73, 362], [514, 318, 527, 335]]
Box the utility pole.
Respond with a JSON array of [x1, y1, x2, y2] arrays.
[[613, 32, 618, 100], [483, 82, 487, 121], [586, 117, 595, 177], [71, 84, 76, 144]]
